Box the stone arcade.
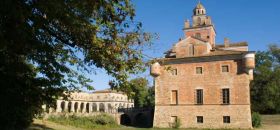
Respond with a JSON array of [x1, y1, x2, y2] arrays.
[[47, 89, 134, 114], [151, 2, 255, 129]]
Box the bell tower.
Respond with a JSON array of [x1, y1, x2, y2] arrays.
[[183, 1, 216, 48]]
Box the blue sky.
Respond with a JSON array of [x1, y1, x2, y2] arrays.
[[90, 0, 280, 91]]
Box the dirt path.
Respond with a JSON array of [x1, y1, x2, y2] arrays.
[[258, 115, 280, 130], [28, 119, 85, 130]]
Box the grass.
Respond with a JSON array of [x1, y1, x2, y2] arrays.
[[29, 115, 280, 130]]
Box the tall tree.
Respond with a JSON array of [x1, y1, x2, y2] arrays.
[[251, 44, 280, 114], [0, 0, 151, 129], [129, 77, 154, 108]]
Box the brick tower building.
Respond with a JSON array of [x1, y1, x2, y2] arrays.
[[150, 2, 255, 129]]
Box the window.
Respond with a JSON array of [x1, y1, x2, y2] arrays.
[[222, 89, 230, 104], [171, 69, 177, 75], [189, 44, 194, 56], [223, 116, 230, 123], [196, 67, 203, 74], [197, 116, 203, 123], [222, 65, 229, 72], [171, 116, 177, 123], [196, 89, 203, 104], [171, 90, 178, 105], [195, 33, 201, 38]]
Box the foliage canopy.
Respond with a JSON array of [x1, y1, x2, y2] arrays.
[[0, 0, 151, 129], [251, 44, 280, 114]]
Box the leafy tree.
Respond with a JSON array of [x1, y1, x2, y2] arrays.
[[128, 77, 154, 108], [251, 44, 280, 114], [0, 0, 152, 129]]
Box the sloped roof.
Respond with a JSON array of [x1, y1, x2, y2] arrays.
[[93, 89, 123, 94], [215, 42, 248, 48]]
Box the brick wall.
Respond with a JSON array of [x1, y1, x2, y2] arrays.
[[153, 58, 252, 128]]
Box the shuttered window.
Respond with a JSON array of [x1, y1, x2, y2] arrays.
[[222, 88, 230, 104], [223, 116, 230, 123], [196, 89, 203, 104]]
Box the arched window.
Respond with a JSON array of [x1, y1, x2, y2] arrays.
[[61, 101, 65, 112], [99, 103, 105, 112], [92, 103, 97, 112], [80, 102, 84, 112], [68, 102, 72, 112], [74, 102, 78, 112]]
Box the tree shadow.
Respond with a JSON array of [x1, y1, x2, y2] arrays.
[[27, 123, 54, 130]]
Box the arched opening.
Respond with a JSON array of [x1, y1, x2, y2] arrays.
[[74, 102, 78, 112], [99, 103, 105, 112], [120, 114, 131, 126], [134, 113, 149, 128], [107, 104, 113, 113], [60, 101, 65, 112], [92, 103, 97, 112], [80, 102, 84, 112], [119, 103, 122, 108], [86, 103, 90, 113], [68, 102, 72, 112]]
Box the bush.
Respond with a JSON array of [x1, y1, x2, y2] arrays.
[[47, 114, 118, 128], [252, 112, 262, 128], [174, 118, 181, 129], [94, 114, 116, 125]]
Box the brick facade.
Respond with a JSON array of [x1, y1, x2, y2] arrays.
[[151, 2, 254, 129]]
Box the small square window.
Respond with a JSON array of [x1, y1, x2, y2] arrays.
[[196, 67, 203, 74], [222, 65, 229, 72], [197, 116, 203, 123], [171, 69, 177, 75], [223, 116, 230, 123], [171, 116, 177, 123]]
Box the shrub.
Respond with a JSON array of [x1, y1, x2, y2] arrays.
[[47, 113, 117, 128], [252, 112, 262, 128], [174, 118, 181, 129], [94, 114, 116, 125]]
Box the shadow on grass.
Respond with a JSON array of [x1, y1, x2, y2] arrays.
[[27, 123, 54, 130]]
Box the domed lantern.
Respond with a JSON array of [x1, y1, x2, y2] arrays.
[[150, 62, 161, 77]]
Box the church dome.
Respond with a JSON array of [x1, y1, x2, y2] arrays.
[[195, 2, 205, 9]]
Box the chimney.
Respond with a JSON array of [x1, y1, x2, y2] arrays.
[[178, 38, 182, 41], [224, 38, 230, 47], [184, 20, 190, 28]]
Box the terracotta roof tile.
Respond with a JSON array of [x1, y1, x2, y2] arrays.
[[215, 42, 248, 48]]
